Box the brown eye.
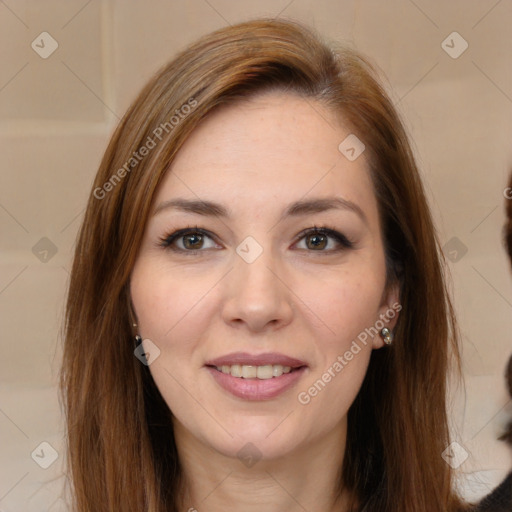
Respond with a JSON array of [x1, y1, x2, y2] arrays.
[[295, 226, 354, 253], [159, 227, 219, 253], [182, 232, 204, 250], [305, 232, 328, 250]]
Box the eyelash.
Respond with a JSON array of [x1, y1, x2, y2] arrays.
[[157, 224, 354, 255]]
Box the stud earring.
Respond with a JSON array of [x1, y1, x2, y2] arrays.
[[380, 327, 394, 345]]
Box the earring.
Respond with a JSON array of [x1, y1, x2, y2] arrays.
[[134, 334, 142, 347], [380, 327, 394, 345]]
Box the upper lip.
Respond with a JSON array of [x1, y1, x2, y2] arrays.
[[205, 352, 307, 368]]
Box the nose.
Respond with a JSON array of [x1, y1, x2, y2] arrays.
[[221, 246, 294, 333]]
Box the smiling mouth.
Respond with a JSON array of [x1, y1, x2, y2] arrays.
[[208, 364, 305, 380]]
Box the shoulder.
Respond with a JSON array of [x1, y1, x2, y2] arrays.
[[473, 471, 512, 512]]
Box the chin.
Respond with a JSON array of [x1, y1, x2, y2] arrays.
[[205, 417, 309, 462]]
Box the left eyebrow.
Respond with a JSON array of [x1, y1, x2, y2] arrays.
[[281, 197, 367, 226]]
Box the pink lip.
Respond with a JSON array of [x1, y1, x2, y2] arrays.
[[206, 366, 307, 401], [205, 352, 307, 368]]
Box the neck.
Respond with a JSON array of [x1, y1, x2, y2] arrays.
[[174, 419, 354, 512]]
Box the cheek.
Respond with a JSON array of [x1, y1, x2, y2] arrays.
[[296, 286, 376, 421], [301, 267, 386, 347], [130, 258, 211, 344], [291, 268, 384, 395], [130, 262, 206, 415]]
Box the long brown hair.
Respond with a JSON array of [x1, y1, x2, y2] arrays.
[[60, 18, 471, 511]]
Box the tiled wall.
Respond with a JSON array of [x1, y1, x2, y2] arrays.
[[1, 1, 511, 510]]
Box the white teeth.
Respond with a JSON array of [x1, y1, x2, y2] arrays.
[[242, 365, 257, 379], [214, 364, 297, 379], [257, 365, 273, 379], [272, 364, 283, 377], [230, 364, 242, 377]]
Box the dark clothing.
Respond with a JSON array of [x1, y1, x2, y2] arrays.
[[474, 472, 512, 511]]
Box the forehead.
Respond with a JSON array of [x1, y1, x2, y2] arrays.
[[154, 92, 378, 224]]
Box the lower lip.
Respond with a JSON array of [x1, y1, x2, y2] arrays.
[[206, 366, 307, 401]]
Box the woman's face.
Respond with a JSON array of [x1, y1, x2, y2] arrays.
[[130, 91, 399, 461]]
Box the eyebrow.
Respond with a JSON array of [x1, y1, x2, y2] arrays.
[[153, 196, 367, 225]]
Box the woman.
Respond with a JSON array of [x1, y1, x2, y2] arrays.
[[60, 18, 472, 511]]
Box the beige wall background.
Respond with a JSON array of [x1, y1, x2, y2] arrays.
[[0, 0, 511, 510]]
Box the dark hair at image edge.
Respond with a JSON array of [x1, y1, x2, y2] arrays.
[[60, 18, 471, 511], [500, 170, 512, 445]]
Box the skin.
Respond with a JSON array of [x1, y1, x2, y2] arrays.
[[130, 91, 399, 512]]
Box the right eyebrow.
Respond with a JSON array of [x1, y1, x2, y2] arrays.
[[153, 198, 228, 218]]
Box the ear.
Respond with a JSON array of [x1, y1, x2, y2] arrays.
[[372, 280, 401, 349]]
